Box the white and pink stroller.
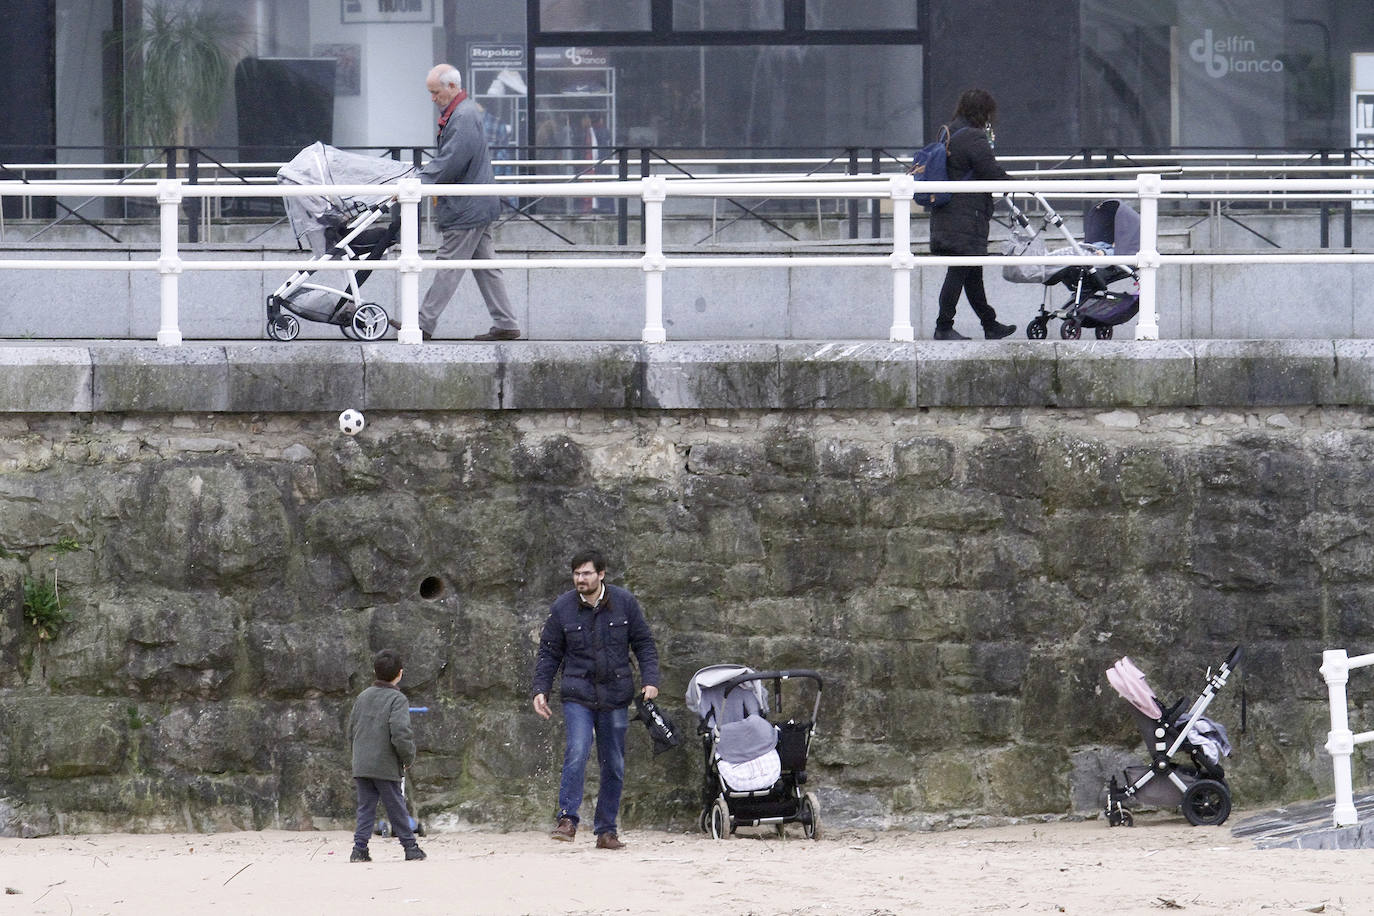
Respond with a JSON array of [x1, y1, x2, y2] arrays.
[[1103, 646, 1241, 827]]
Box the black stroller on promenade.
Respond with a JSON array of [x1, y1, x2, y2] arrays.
[[265, 142, 412, 341], [1002, 194, 1141, 340], [685, 665, 824, 840], [1103, 647, 1242, 827]]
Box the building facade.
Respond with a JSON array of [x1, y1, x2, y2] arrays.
[[3, 0, 1373, 174]]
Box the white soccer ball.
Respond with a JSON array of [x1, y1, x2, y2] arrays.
[[338, 409, 365, 436]]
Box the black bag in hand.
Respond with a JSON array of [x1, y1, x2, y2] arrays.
[[632, 692, 682, 756]]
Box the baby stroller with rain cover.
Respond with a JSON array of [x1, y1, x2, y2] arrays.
[[1002, 194, 1141, 340], [266, 142, 413, 341], [1103, 647, 1241, 827], [685, 665, 823, 840]]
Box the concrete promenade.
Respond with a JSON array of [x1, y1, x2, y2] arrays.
[[0, 338, 1370, 414]]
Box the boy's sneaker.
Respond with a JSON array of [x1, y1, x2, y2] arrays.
[[404, 846, 427, 861], [350, 847, 371, 863]]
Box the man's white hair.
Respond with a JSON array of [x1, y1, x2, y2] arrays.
[[437, 67, 462, 90]]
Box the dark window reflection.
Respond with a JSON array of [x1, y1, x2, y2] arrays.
[[539, 0, 651, 30], [805, 0, 919, 30], [673, 0, 783, 30]]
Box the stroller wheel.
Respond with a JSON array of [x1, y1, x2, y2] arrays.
[[698, 807, 711, 835], [801, 791, 822, 841], [352, 304, 389, 341], [709, 798, 731, 840], [1060, 317, 1082, 340], [1181, 778, 1232, 827], [266, 314, 300, 341], [1094, 324, 1114, 340], [1026, 317, 1048, 340]]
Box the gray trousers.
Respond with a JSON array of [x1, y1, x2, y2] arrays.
[[419, 223, 517, 335]]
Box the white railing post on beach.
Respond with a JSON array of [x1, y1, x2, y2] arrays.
[[1134, 172, 1161, 341], [156, 179, 183, 347], [394, 178, 424, 345], [641, 176, 667, 344], [1320, 648, 1374, 826], [888, 174, 916, 342]]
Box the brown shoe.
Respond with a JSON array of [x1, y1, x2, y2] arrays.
[[473, 327, 521, 341], [595, 832, 625, 850], [551, 817, 576, 841]]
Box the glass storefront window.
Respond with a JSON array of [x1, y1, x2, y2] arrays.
[[805, 1, 919, 31], [532, 44, 922, 151], [539, 0, 651, 31], [673, 1, 784, 30]]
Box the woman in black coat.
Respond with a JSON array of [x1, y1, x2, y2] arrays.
[[928, 88, 1016, 341]]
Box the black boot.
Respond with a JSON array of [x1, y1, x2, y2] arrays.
[[984, 321, 1016, 340], [933, 327, 969, 341]]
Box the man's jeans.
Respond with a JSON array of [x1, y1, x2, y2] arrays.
[[353, 777, 418, 849], [557, 702, 629, 836]]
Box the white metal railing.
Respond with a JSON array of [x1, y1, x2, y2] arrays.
[[1321, 649, 1374, 827], [3, 172, 1374, 346]]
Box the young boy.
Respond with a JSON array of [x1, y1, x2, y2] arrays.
[[348, 648, 426, 862]]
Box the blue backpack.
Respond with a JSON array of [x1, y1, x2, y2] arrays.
[[909, 126, 971, 210]]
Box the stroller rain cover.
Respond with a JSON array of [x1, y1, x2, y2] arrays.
[[276, 142, 414, 245]]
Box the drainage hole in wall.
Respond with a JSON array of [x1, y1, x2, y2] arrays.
[[419, 576, 446, 600]]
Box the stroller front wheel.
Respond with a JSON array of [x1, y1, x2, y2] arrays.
[[1181, 778, 1231, 826], [1026, 317, 1048, 340], [709, 798, 731, 840], [266, 314, 300, 341]]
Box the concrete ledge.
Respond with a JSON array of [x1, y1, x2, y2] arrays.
[[3, 339, 1371, 413], [0, 347, 92, 412]]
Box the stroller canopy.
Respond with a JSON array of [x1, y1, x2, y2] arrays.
[[1084, 200, 1140, 255], [276, 142, 414, 241], [686, 665, 770, 728], [1106, 656, 1162, 719]]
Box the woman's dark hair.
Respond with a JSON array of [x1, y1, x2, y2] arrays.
[[570, 549, 607, 573], [373, 648, 404, 682], [953, 88, 998, 128]]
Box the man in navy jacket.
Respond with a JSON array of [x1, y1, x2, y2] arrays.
[[532, 549, 660, 849], [408, 64, 520, 341]]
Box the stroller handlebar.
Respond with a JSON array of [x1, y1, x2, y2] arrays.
[[721, 669, 824, 695]]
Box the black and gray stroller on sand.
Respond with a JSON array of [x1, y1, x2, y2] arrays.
[[1002, 194, 1141, 340], [266, 142, 412, 341], [1103, 647, 1242, 827], [685, 665, 824, 840]]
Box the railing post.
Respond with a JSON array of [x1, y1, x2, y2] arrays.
[[888, 174, 916, 342], [641, 176, 667, 344], [846, 148, 859, 240], [617, 148, 629, 246], [395, 177, 425, 345], [156, 179, 183, 346], [1322, 649, 1359, 827], [186, 147, 200, 244], [1134, 172, 1161, 341]]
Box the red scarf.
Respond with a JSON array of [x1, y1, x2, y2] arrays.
[[437, 90, 467, 131]]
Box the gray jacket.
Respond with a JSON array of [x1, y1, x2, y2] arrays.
[[348, 682, 415, 781], [419, 96, 501, 230]]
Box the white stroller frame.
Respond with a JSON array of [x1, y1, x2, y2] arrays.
[[1103, 646, 1241, 827]]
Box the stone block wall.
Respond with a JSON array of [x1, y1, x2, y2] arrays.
[[0, 341, 1370, 835]]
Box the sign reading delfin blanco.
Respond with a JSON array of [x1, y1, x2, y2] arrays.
[[1188, 28, 1284, 76], [341, 0, 433, 24]]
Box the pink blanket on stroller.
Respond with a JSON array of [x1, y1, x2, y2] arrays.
[[1106, 657, 1162, 718]]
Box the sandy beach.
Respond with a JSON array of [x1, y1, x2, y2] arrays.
[[1, 811, 1369, 916]]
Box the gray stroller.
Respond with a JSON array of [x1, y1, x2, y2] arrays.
[[686, 664, 823, 840], [1102, 647, 1241, 827], [266, 142, 413, 341], [1002, 194, 1141, 340]]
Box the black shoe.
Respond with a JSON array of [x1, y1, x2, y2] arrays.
[[473, 327, 521, 341], [350, 847, 371, 863], [404, 846, 427, 861], [984, 321, 1016, 340], [933, 327, 969, 341]]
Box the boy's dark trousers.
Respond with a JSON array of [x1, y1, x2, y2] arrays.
[[353, 777, 418, 849]]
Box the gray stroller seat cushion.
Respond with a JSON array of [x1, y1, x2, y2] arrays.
[[717, 716, 778, 764]]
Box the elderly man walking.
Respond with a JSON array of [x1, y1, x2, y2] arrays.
[[398, 64, 520, 341]]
